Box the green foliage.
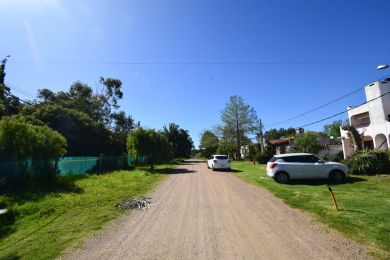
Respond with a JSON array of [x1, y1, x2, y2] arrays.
[[0, 116, 67, 184], [0, 116, 66, 158], [0, 56, 21, 118], [162, 123, 193, 158], [255, 146, 276, 163], [323, 120, 342, 137], [34, 77, 133, 155], [127, 127, 172, 168], [22, 104, 112, 156], [291, 132, 323, 154], [199, 130, 220, 158], [344, 149, 390, 175], [37, 78, 124, 127], [219, 95, 261, 158], [264, 127, 296, 141]]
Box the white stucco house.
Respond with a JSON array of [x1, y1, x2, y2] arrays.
[[341, 77, 390, 158]]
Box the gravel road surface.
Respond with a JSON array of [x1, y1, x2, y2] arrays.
[[66, 160, 369, 260]]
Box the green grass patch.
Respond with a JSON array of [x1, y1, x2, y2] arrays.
[[232, 161, 390, 259], [0, 165, 174, 259]]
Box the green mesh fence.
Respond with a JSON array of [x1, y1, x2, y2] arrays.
[[0, 156, 147, 184]]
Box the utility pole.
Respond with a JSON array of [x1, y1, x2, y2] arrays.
[[258, 119, 264, 152]]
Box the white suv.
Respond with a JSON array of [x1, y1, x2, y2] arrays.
[[207, 155, 231, 171], [266, 153, 348, 184]]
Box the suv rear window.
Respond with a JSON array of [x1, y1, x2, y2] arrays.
[[281, 156, 304, 163], [216, 156, 228, 160], [268, 156, 278, 162]]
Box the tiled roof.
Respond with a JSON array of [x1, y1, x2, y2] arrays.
[[268, 137, 294, 145]]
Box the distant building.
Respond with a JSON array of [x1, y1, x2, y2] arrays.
[[240, 145, 250, 159], [341, 77, 390, 158], [268, 133, 341, 159], [268, 137, 294, 154]]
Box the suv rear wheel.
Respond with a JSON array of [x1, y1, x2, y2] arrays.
[[330, 170, 345, 184], [275, 172, 290, 184]]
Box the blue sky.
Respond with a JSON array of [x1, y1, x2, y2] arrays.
[[1, 0, 390, 148]]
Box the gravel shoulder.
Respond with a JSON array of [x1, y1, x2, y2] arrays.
[[66, 161, 369, 260]]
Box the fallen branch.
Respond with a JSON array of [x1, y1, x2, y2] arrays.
[[116, 197, 152, 210]]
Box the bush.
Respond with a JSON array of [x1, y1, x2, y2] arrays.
[[344, 149, 390, 175], [0, 116, 67, 184], [127, 127, 172, 169], [291, 132, 323, 154], [255, 146, 275, 164]]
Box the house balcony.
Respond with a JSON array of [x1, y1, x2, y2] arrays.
[[350, 112, 370, 129]]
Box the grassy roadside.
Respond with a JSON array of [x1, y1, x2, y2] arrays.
[[0, 165, 174, 259], [231, 161, 390, 259]]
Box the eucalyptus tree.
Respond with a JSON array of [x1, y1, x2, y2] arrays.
[[219, 96, 261, 159]]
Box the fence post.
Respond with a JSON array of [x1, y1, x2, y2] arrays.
[[99, 154, 103, 172]]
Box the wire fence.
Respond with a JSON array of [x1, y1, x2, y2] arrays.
[[0, 155, 147, 184]]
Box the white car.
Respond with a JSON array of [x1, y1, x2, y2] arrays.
[[207, 155, 231, 171], [266, 153, 348, 184]]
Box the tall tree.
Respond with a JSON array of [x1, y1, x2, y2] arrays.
[[127, 127, 172, 169], [22, 104, 111, 156], [34, 77, 131, 155], [0, 56, 20, 117], [291, 132, 323, 154], [162, 123, 193, 158], [37, 77, 123, 127], [264, 127, 296, 141], [219, 96, 260, 159], [199, 130, 220, 158], [111, 111, 135, 154], [323, 120, 342, 137]]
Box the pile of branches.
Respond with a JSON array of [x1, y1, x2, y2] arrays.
[[116, 197, 152, 210]]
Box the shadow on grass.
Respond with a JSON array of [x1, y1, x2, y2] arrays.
[[229, 169, 243, 173], [1, 175, 85, 199], [288, 176, 367, 186], [0, 174, 86, 239], [339, 209, 366, 214], [1, 254, 21, 260]]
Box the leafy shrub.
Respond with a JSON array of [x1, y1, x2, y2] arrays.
[[256, 146, 275, 164], [127, 127, 173, 169], [344, 149, 390, 175], [0, 116, 67, 185], [291, 132, 323, 154]]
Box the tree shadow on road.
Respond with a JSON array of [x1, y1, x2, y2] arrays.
[[147, 168, 196, 174]]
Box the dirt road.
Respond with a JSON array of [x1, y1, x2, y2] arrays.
[[67, 161, 368, 260]]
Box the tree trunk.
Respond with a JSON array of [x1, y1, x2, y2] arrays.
[[341, 125, 362, 152]]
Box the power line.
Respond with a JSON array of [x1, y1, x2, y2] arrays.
[[297, 90, 390, 129], [266, 87, 362, 128], [4, 92, 33, 105], [9, 60, 387, 65], [6, 83, 35, 100]]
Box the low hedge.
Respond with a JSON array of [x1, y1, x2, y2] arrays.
[[344, 149, 390, 175]]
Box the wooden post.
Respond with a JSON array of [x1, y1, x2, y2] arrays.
[[99, 154, 103, 172], [327, 185, 339, 211]]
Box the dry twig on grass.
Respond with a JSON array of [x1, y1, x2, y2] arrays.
[[116, 197, 152, 210]]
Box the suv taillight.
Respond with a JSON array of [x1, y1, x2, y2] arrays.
[[270, 163, 278, 169]]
